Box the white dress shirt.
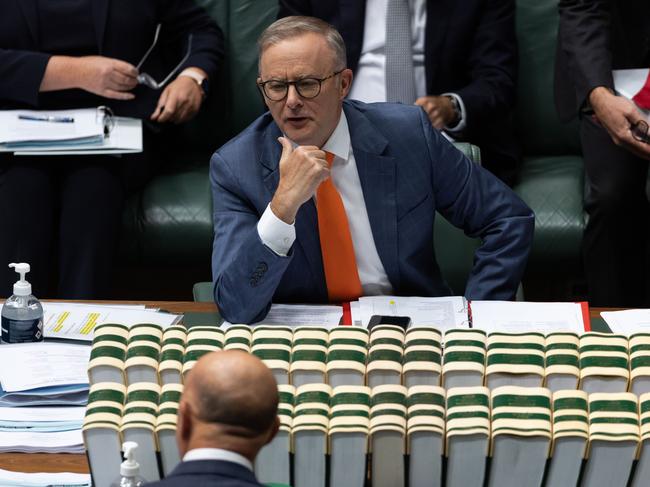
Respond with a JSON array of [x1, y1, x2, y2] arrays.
[[348, 0, 467, 132], [183, 447, 253, 471], [258, 112, 394, 296]]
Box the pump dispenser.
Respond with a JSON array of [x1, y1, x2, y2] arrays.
[[1, 263, 43, 343], [111, 441, 147, 487]]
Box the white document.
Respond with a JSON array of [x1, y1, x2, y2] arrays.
[[15, 116, 143, 155], [0, 343, 90, 392], [601, 309, 650, 336], [0, 108, 104, 145], [613, 69, 650, 117], [356, 295, 469, 329], [223, 304, 343, 328], [0, 407, 84, 423], [43, 302, 181, 341], [470, 301, 588, 334], [0, 468, 90, 487], [0, 429, 83, 453]]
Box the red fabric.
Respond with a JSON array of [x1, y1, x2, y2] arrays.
[[632, 70, 650, 109], [316, 152, 363, 303]]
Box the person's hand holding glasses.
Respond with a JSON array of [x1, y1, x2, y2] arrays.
[[136, 24, 193, 90], [631, 119, 650, 144]]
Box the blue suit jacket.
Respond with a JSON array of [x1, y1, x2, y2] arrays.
[[210, 100, 534, 324], [144, 460, 264, 487]]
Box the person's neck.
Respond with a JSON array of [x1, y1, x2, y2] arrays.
[[185, 436, 258, 464]]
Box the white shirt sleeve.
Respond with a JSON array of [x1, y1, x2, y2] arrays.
[[442, 92, 468, 133], [257, 203, 296, 256]]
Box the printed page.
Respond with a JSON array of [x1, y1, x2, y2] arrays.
[[470, 301, 587, 334], [223, 304, 343, 328], [0, 467, 90, 487], [601, 309, 650, 336], [357, 296, 468, 329]]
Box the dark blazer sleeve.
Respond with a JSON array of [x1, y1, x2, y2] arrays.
[[419, 110, 534, 299], [160, 0, 224, 81], [448, 0, 517, 129], [557, 0, 613, 113], [0, 48, 51, 107], [210, 151, 293, 324]]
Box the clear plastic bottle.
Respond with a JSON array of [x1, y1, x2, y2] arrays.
[[1, 263, 43, 344], [110, 442, 147, 487]]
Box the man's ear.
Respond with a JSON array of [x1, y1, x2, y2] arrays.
[[175, 400, 193, 455], [264, 416, 281, 446], [339, 68, 353, 100]]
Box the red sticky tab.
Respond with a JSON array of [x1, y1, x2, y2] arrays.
[[632, 70, 650, 110], [579, 301, 591, 332], [341, 302, 352, 326]]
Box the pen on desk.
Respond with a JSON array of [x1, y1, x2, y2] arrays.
[[18, 114, 75, 123]]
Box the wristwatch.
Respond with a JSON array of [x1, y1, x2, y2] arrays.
[[179, 69, 209, 97], [445, 95, 461, 127]]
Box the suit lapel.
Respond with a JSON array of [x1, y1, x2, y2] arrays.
[[16, 0, 39, 46], [90, 0, 111, 54], [344, 103, 401, 291], [260, 125, 327, 299]]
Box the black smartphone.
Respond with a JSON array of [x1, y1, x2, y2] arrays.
[[367, 315, 411, 331]]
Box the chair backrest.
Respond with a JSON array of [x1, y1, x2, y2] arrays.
[[515, 0, 581, 157]]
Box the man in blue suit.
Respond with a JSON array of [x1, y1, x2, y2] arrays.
[[146, 351, 279, 487], [210, 16, 534, 324]]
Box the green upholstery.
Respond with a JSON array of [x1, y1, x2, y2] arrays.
[[193, 281, 214, 303]]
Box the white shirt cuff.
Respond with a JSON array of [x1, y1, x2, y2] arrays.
[[257, 203, 296, 256], [441, 92, 467, 133]]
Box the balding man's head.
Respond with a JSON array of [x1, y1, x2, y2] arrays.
[[176, 350, 279, 460]]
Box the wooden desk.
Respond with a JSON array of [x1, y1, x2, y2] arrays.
[[0, 303, 617, 473]]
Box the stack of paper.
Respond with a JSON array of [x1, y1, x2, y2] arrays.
[[407, 385, 445, 487], [182, 326, 224, 377], [125, 324, 163, 385], [487, 386, 551, 487], [0, 468, 90, 487], [251, 326, 293, 385], [631, 392, 650, 487], [42, 302, 181, 342], [156, 383, 183, 477], [290, 327, 329, 387], [613, 69, 650, 117], [370, 384, 407, 487], [544, 332, 580, 391], [601, 309, 650, 336], [158, 326, 187, 385], [442, 329, 486, 388], [328, 385, 371, 487], [223, 304, 343, 328], [256, 384, 294, 485], [470, 300, 590, 334], [582, 393, 639, 487], [367, 325, 404, 387], [292, 383, 330, 487], [82, 382, 126, 487], [326, 327, 369, 387], [445, 387, 490, 487], [0, 406, 83, 433], [485, 332, 546, 389], [545, 390, 589, 487], [579, 332, 629, 393], [354, 296, 468, 329], [403, 327, 442, 387], [0, 342, 90, 406], [629, 333, 650, 395], [120, 382, 160, 482], [224, 325, 253, 352]]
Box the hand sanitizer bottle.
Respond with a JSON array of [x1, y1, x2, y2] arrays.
[[1, 263, 44, 344], [110, 441, 147, 487]]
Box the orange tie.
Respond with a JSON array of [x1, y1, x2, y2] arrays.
[[316, 151, 363, 302]]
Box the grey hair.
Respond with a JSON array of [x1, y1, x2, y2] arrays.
[[257, 16, 347, 72]]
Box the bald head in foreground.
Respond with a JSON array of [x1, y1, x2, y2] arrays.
[[146, 350, 279, 487]]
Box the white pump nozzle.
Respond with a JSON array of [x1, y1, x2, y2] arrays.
[[120, 441, 141, 478], [8, 263, 32, 296]]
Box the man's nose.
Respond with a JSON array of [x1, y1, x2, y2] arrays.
[[285, 84, 303, 109]]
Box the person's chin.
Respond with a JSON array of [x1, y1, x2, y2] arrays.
[[283, 118, 315, 144]]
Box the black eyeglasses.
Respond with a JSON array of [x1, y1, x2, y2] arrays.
[[136, 24, 193, 90], [632, 119, 650, 144], [257, 70, 344, 101]]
